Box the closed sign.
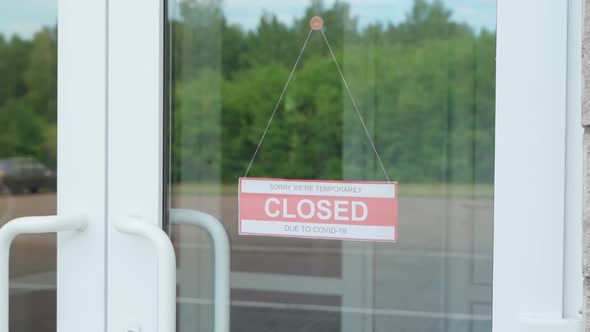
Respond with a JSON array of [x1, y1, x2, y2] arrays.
[[238, 177, 398, 242]]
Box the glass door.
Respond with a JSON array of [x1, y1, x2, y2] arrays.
[[1, 2, 59, 330], [105, 0, 583, 331], [1, 0, 109, 331], [167, 1, 495, 331]]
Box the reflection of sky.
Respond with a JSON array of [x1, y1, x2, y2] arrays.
[[1, 0, 495, 39], [223, 0, 496, 32], [1, 0, 56, 39]]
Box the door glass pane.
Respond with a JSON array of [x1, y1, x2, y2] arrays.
[[0, 1, 58, 331], [166, 0, 496, 331]]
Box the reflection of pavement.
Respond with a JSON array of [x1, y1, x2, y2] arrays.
[[1, 193, 57, 278], [9, 271, 55, 295], [3, 193, 494, 332], [0, 185, 14, 222], [172, 194, 494, 332], [0, 193, 57, 332]]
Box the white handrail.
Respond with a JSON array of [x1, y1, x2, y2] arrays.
[[0, 215, 87, 332], [170, 209, 230, 332], [115, 216, 176, 332]]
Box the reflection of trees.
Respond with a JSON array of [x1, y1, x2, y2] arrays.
[[171, 0, 496, 184], [171, 0, 223, 184], [0, 0, 496, 185], [0, 28, 57, 169]]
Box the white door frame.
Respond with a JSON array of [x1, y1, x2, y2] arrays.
[[493, 0, 583, 330], [563, 0, 584, 320], [106, 0, 165, 330], [57, 0, 108, 331], [54, 0, 586, 331]]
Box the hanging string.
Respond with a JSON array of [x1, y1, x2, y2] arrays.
[[243, 18, 391, 183]]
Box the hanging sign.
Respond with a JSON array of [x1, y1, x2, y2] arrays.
[[239, 177, 398, 242], [238, 17, 398, 242]]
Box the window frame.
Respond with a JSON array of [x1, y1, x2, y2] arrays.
[[493, 0, 583, 329], [57, 0, 109, 331]]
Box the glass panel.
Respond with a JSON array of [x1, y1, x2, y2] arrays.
[[166, 0, 496, 331], [0, 2, 58, 331]]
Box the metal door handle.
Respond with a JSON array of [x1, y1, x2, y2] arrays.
[[116, 216, 176, 332], [0, 215, 87, 332], [170, 209, 230, 332]]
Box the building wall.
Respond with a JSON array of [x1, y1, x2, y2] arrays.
[[584, 1, 590, 329]]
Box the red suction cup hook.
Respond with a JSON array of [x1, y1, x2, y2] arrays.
[[310, 16, 324, 30]]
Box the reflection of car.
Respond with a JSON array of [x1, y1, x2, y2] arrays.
[[0, 158, 57, 194]]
